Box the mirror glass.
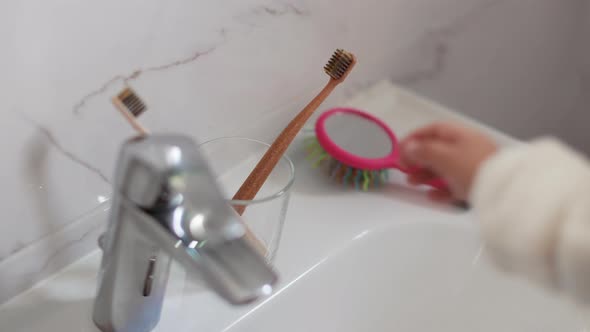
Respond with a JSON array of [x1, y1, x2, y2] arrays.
[[323, 113, 394, 159]]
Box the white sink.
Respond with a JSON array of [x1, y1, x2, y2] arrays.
[[1, 82, 586, 331], [2, 220, 585, 332], [224, 222, 586, 332]]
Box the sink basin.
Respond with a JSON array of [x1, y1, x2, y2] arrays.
[[223, 222, 586, 332], [1, 220, 585, 332]]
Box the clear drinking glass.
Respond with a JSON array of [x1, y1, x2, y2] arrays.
[[197, 137, 295, 261]]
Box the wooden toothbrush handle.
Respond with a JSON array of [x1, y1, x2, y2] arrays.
[[232, 79, 339, 215]]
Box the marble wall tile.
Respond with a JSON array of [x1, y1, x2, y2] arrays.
[[402, 0, 590, 152]]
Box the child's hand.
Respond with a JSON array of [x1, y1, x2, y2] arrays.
[[399, 122, 498, 201]]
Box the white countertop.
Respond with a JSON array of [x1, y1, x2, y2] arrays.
[[0, 81, 523, 331]]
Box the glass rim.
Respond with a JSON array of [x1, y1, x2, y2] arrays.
[[198, 136, 295, 206]]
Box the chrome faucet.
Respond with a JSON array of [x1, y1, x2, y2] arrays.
[[93, 134, 277, 332]]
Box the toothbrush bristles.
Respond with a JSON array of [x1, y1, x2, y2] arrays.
[[324, 49, 356, 80], [117, 87, 147, 117]]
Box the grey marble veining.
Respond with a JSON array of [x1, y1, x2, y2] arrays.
[[401, 0, 589, 151], [71, 46, 219, 115], [393, 0, 508, 85], [72, 1, 309, 116], [17, 112, 110, 183]]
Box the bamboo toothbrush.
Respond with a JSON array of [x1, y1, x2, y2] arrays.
[[111, 87, 149, 136], [232, 49, 357, 214], [111, 87, 268, 256]]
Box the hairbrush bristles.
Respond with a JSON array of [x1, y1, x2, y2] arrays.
[[304, 136, 388, 191], [117, 87, 147, 117], [324, 49, 356, 81]]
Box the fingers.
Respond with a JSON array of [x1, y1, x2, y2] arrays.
[[398, 140, 420, 168], [406, 169, 438, 185], [403, 122, 462, 142], [401, 139, 454, 175], [399, 122, 462, 169], [398, 122, 489, 203]]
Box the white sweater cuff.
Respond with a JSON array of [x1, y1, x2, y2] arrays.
[[470, 138, 590, 301]]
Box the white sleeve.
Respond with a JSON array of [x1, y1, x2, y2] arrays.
[[470, 138, 590, 302]]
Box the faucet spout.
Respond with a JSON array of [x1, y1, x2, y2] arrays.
[[93, 134, 277, 332]]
